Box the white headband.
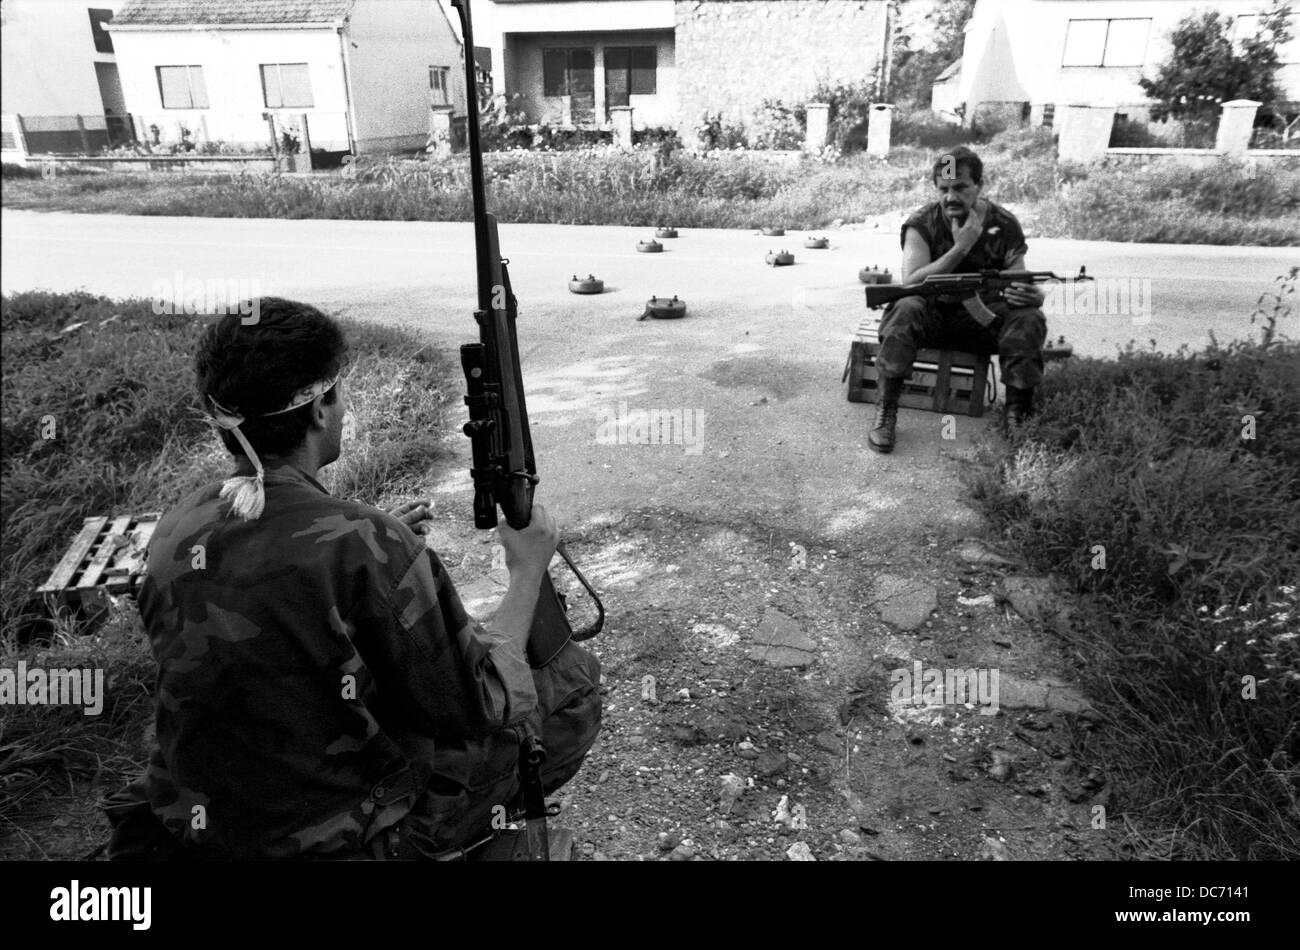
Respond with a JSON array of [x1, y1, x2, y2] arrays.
[[208, 375, 340, 520]]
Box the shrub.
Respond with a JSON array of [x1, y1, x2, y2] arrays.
[[632, 127, 682, 151], [4, 139, 1297, 245], [478, 93, 532, 151], [975, 130, 1061, 203], [964, 273, 1300, 858], [529, 126, 614, 151], [983, 124, 1055, 159], [969, 108, 1011, 140], [694, 113, 748, 150], [1, 162, 42, 179], [0, 291, 455, 642], [749, 99, 804, 151], [890, 107, 984, 150], [799, 79, 878, 153], [1109, 114, 1217, 149]]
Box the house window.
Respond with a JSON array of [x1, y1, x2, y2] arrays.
[[430, 66, 451, 105], [1062, 18, 1150, 67], [156, 66, 209, 109], [604, 46, 656, 108], [1234, 13, 1300, 63], [88, 8, 114, 53], [542, 48, 594, 96], [261, 63, 314, 109], [543, 49, 565, 96]]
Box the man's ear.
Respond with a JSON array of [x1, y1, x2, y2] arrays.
[[307, 394, 330, 431]]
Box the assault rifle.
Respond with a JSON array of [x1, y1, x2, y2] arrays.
[[865, 267, 1092, 314], [451, 0, 604, 861]]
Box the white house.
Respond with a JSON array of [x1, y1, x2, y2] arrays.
[[475, 0, 676, 127], [474, 0, 889, 132], [930, 58, 961, 123], [1, 0, 131, 152], [107, 0, 468, 155], [946, 0, 1300, 127]]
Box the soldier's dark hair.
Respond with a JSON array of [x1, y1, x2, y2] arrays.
[[194, 298, 349, 460], [932, 146, 983, 185]]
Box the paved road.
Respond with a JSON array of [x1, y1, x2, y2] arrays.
[[3, 210, 1296, 536], [4, 211, 1295, 354]]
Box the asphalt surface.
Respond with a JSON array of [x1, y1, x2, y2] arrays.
[[3, 210, 1297, 537]]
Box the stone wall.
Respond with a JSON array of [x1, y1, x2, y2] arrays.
[[675, 0, 887, 136]]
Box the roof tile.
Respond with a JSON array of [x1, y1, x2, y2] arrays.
[[114, 0, 356, 26]]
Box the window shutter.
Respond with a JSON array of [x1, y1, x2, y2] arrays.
[[280, 64, 314, 108], [261, 65, 283, 108], [159, 66, 207, 108], [188, 67, 209, 108], [1102, 19, 1149, 67], [1062, 19, 1106, 66]]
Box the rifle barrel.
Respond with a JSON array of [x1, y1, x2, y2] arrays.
[[865, 268, 1089, 309], [451, 0, 492, 314]]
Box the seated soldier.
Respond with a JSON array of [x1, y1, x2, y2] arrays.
[[869, 146, 1047, 454], [103, 299, 601, 859]]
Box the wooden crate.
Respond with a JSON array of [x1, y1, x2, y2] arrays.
[[844, 319, 991, 417], [36, 512, 160, 611]]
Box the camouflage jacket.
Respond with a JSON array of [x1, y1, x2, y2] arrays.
[[900, 199, 1030, 275], [133, 463, 536, 859]]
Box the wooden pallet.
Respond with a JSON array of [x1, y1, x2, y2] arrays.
[[36, 512, 160, 611], [844, 319, 991, 417]]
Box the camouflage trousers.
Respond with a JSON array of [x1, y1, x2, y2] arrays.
[[102, 640, 601, 861], [374, 639, 602, 859], [876, 296, 1048, 390]]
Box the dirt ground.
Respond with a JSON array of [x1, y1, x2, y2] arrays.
[[441, 492, 1128, 862], [1, 235, 1144, 859], [2, 466, 1131, 864]]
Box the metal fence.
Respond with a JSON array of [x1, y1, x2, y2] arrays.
[[127, 110, 351, 155], [1249, 103, 1300, 150], [1, 111, 351, 160], [2, 113, 136, 157]]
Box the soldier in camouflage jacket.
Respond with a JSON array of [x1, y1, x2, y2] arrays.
[[104, 299, 600, 859]]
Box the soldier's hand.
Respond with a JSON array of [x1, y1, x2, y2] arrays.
[[952, 199, 987, 253], [1005, 282, 1044, 308], [498, 502, 560, 581], [389, 499, 434, 535]]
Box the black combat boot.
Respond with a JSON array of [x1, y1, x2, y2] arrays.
[[868, 376, 904, 454], [1004, 385, 1035, 429]]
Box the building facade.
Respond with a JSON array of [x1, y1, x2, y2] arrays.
[[106, 0, 467, 154], [952, 0, 1300, 125], [1, 0, 131, 151], [475, 0, 888, 132]]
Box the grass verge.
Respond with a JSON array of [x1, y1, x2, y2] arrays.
[[0, 291, 460, 843], [963, 270, 1300, 859], [5, 129, 1297, 246]]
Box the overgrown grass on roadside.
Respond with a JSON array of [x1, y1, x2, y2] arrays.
[[0, 291, 459, 835], [964, 269, 1300, 860], [0, 609, 154, 854], [1039, 156, 1300, 246], [6, 126, 1297, 245]]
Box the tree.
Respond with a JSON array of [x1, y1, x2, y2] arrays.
[[1139, 4, 1293, 127], [889, 0, 975, 107]]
